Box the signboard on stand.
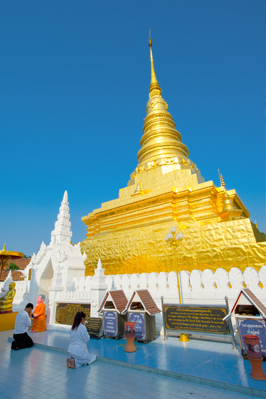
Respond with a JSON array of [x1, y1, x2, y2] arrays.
[[104, 311, 117, 337], [164, 305, 229, 334], [55, 303, 91, 325], [86, 317, 103, 339], [129, 313, 145, 340]]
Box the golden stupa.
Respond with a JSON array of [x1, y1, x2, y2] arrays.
[[81, 38, 266, 276]]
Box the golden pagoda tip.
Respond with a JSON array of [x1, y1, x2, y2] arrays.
[[149, 29, 152, 47], [148, 32, 161, 96]]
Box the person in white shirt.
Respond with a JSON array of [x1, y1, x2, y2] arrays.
[[67, 311, 97, 368], [12, 303, 34, 350]]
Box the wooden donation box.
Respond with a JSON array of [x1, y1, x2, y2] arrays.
[[98, 290, 128, 339], [223, 288, 266, 359], [123, 290, 161, 343], [55, 303, 91, 325]]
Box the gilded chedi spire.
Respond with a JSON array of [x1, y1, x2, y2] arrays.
[[149, 37, 161, 96], [137, 36, 189, 167]]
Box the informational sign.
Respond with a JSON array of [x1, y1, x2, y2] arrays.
[[55, 303, 90, 325], [237, 318, 266, 358], [104, 311, 117, 337], [129, 313, 145, 340], [86, 317, 102, 339], [164, 305, 229, 334]]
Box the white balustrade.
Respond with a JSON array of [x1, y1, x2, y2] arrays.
[[3, 265, 265, 323]]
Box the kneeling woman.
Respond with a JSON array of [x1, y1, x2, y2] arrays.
[[67, 311, 97, 369]]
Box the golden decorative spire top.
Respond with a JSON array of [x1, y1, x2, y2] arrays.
[[136, 33, 190, 167], [148, 30, 162, 97], [218, 170, 226, 188]]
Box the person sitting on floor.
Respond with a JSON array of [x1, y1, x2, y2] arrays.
[[12, 303, 34, 351], [67, 311, 97, 369], [31, 294, 46, 333]]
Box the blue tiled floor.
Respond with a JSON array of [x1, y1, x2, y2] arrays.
[[7, 329, 266, 397], [0, 326, 265, 399]]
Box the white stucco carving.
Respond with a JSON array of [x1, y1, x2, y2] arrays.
[[114, 274, 122, 290], [9, 191, 86, 325], [148, 272, 159, 291], [121, 274, 131, 291], [50, 191, 72, 245], [139, 273, 149, 289]]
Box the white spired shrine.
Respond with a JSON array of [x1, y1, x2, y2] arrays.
[[0, 191, 265, 333]]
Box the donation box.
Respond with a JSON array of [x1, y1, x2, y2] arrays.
[[98, 290, 128, 339], [123, 290, 161, 343], [223, 288, 266, 359]]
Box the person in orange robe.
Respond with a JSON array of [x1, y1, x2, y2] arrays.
[[31, 294, 46, 332]]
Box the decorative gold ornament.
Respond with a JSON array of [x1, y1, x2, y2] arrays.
[[179, 333, 190, 342], [218, 170, 226, 188]]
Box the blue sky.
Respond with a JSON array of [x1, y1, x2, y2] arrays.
[[0, 0, 265, 256]]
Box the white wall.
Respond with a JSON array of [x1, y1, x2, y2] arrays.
[[5, 265, 266, 334]]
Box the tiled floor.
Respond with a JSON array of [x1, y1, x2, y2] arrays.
[[17, 330, 266, 395], [0, 330, 265, 399]]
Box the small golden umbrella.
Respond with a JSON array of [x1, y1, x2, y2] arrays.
[[0, 243, 24, 281]]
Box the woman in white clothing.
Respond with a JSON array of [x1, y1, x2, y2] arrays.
[[67, 311, 96, 369]]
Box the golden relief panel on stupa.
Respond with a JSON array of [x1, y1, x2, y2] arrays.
[[81, 219, 266, 277]]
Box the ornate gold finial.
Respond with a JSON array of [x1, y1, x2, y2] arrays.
[[220, 192, 243, 221], [255, 220, 258, 228], [218, 170, 226, 188], [133, 180, 144, 195], [223, 193, 235, 212], [148, 31, 161, 97], [1, 242, 6, 252]]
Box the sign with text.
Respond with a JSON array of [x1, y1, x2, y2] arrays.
[[86, 317, 102, 339], [164, 305, 229, 334], [55, 303, 90, 325], [129, 313, 145, 340], [104, 311, 117, 337], [237, 318, 266, 358]]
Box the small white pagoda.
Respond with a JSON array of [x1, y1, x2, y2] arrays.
[[23, 191, 86, 325]]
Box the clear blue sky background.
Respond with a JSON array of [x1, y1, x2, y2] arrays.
[[0, 0, 265, 256]]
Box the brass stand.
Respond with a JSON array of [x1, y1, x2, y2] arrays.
[[179, 333, 190, 342]]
